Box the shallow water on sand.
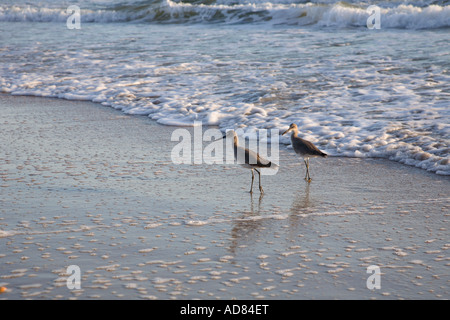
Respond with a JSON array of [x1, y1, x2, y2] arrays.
[[1, 10, 449, 175], [1, 95, 448, 299]]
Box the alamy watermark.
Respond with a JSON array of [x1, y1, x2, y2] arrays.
[[366, 5, 381, 30], [366, 265, 381, 290], [170, 121, 279, 175], [66, 265, 81, 290], [66, 5, 81, 30]]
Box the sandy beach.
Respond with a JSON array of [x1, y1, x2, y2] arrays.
[[0, 94, 449, 300]]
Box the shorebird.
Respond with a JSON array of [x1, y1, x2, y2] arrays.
[[282, 123, 327, 183], [224, 130, 272, 194]]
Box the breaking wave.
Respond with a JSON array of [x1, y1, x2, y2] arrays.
[[0, 0, 449, 29]]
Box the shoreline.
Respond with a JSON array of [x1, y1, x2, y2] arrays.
[[0, 94, 449, 300]]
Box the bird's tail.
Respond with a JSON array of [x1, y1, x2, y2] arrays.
[[267, 161, 281, 170]]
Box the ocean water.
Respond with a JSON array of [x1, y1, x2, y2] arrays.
[[0, 0, 449, 175]]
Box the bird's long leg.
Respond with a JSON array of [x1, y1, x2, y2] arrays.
[[303, 159, 308, 181], [249, 168, 254, 194], [306, 158, 312, 183], [255, 169, 264, 193]]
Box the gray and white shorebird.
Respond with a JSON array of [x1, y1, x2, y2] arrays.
[[223, 130, 272, 194], [282, 123, 327, 183]]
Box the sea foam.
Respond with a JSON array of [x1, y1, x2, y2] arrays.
[[0, 1, 449, 29], [1, 2, 448, 175]]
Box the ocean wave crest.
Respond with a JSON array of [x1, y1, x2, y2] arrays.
[[0, 1, 449, 29]]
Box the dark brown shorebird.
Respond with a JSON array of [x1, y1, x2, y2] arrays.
[[282, 123, 327, 183], [224, 130, 272, 194]]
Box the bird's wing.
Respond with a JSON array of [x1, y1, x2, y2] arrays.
[[235, 146, 271, 167], [294, 137, 327, 157]]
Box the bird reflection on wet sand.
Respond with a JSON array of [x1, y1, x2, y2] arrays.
[[228, 193, 264, 255]]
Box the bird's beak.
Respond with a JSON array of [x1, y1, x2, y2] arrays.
[[282, 128, 290, 136]]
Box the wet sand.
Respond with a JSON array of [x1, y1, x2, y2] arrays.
[[0, 94, 449, 300]]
